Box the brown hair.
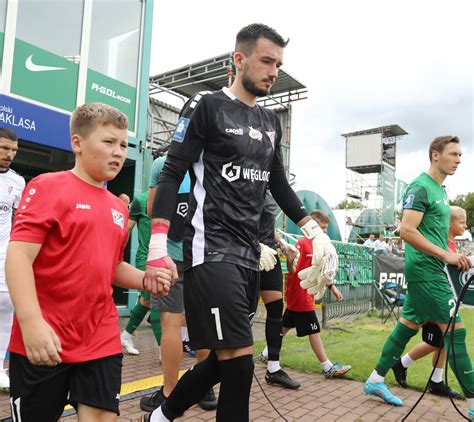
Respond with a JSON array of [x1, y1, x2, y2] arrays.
[[70, 103, 128, 139], [235, 23, 289, 56], [310, 210, 330, 224], [428, 136, 460, 162], [0, 127, 18, 142]]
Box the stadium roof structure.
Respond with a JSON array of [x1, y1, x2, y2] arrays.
[[341, 125, 408, 139], [149, 52, 307, 107]]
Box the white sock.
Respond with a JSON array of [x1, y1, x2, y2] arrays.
[[401, 353, 414, 368], [181, 327, 189, 342], [368, 369, 385, 383], [321, 360, 333, 373], [431, 368, 443, 383], [150, 406, 170, 422], [467, 397, 474, 411], [121, 330, 132, 340], [267, 360, 281, 373], [261, 346, 268, 358]]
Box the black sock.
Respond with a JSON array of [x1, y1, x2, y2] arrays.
[[216, 355, 254, 422], [265, 299, 283, 362], [162, 351, 220, 420]]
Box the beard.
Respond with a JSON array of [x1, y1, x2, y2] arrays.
[[241, 66, 270, 98]]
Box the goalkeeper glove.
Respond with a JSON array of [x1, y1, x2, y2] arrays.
[[259, 243, 277, 272]]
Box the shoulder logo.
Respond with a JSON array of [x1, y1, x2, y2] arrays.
[[403, 194, 415, 209], [176, 202, 188, 217], [172, 117, 190, 143], [221, 162, 241, 182], [111, 208, 124, 229], [248, 126, 263, 141], [435, 199, 442, 204], [25, 55, 67, 72]]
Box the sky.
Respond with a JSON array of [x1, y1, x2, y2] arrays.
[[150, 0, 473, 208]]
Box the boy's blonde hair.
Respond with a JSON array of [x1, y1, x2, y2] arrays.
[[70, 103, 128, 138], [450, 205, 466, 222]]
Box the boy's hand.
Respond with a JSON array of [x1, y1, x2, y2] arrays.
[[21, 318, 62, 366], [144, 259, 174, 296], [331, 286, 343, 301], [144, 265, 173, 296]]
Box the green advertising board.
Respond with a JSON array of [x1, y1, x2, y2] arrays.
[[446, 265, 474, 307], [11, 39, 79, 111], [85, 69, 136, 132]]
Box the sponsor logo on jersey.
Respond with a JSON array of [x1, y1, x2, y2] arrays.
[[248, 126, 263, 141], [403, 194, 415, 209], [221, 162, 241, 182], [176, 202, 188, 217], [172, 117, 190, 143], [225, 127, 244, 136], [76, 203, 91, 210], [111, 208, 124, 229], [221, 162, 269, 183], [0, 202, 9, 212]]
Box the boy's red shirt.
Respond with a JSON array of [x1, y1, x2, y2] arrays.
[[9, 171, 128, 362]]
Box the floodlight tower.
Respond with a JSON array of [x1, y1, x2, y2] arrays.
[[341, 125, 408, 242]]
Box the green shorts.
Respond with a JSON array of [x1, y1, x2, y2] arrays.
[[140, 290, 150, 301], [401, 280, 462, 324]]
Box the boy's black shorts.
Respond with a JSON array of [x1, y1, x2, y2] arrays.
[[259, 259, 283, 292], [184, 262, 259, 350], [9, 353, 122, 421], [282, 309, 321, 336]]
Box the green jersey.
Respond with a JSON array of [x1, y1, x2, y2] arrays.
[[402, 172, 450, 283], [129, 191, 151, 270]]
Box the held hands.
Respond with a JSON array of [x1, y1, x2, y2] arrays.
[[21, 318, 62, 366], [444, 251, 471, 272], [143, 263, 174, 296], [259, 243, 277, 272], [145, 223, 178, 296]]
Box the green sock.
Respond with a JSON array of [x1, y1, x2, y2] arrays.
[[125, 302, 149, 334], [445, 328, 474, 398], [375, 322, 418, 376], [150, 308, 162, 346]]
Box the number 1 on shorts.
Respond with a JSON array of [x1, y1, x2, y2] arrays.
[[211, 307, 224, 340]]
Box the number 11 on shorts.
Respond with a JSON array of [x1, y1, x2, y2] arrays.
[[211, 307, 224, 340]]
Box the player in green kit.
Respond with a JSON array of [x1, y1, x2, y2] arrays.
[[364, 136, 473, 420]]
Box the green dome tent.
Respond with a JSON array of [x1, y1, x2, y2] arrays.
[[275, 190, 342, 241]]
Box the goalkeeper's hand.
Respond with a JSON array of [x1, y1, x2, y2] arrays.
[[259, 243, 277, 272], [300, 219, 332, 266], [298, 262, 325, 300]]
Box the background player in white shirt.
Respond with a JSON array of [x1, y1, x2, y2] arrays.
[[0, 127, 25, 390]]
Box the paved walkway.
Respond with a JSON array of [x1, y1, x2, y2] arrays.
[[0, 318, 468, 421]]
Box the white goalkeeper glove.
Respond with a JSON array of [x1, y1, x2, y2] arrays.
[[300, 218, 332, 266], [259, 243, 277, 272], [299, 220, 339, 300]]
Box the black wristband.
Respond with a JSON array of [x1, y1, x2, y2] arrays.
[[327, 283, 334, 290]]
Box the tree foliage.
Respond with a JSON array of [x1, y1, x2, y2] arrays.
[[450, 192, 474, 230], [334, 199, 360, 209]]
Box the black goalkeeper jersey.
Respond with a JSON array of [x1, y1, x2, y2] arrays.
[[167, 87, 283, 271], [258, 189, 277, 248]]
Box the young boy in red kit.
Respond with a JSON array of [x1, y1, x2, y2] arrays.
[[283, 210, 351, 378], [5, 103, 172, 422]]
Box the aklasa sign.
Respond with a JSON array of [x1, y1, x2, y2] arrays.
[[0, 94, 71, 151]]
